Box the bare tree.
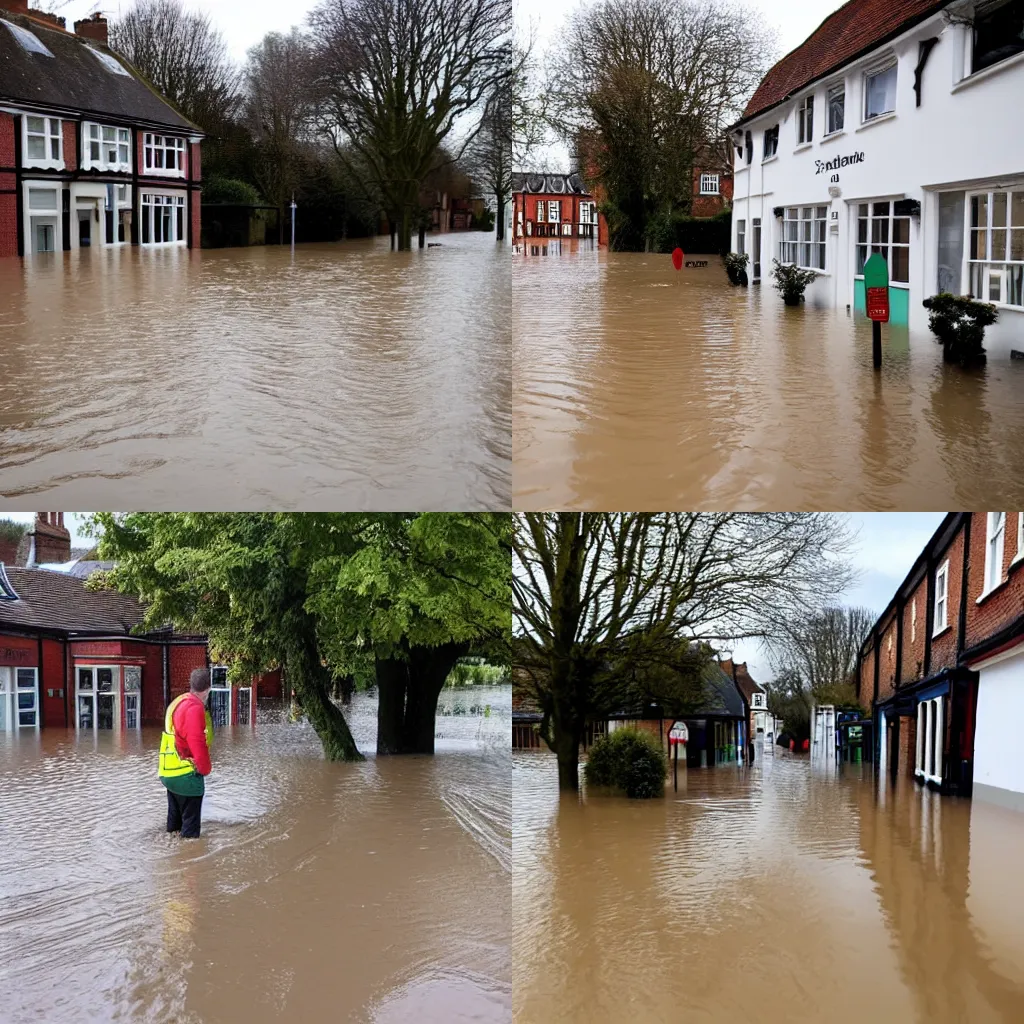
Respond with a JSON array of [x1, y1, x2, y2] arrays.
[[547, 0, 774, 249], [464, 89, 511, 240], [110, 0, 240, 132], [244, 30, 314, 242], [307, 0, 511, 251], [511, 28, 548, 167], [771, 606, 877, 706], [513, 513, 857, 791]]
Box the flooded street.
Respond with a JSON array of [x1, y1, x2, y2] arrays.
[[513, 750, 1024, 1023], [0, 234, 510, 510], [0, 686, 510, 1024], [513, 248, 1024, 510]]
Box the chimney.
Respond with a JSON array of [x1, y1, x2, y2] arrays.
[[2, 1, 30, 15], [74, 12, 108, 45], [29, 513, 71, 566]]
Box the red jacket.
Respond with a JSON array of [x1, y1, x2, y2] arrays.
[[172, 694, 212, 776]]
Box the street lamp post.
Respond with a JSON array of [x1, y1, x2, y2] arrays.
[[290, 195, 297, 252]]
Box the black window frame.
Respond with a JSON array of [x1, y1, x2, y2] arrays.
[[763, 125, 779, 160], [972, 0, 1024, 74]]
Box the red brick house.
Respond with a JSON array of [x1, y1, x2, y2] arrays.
[[857, 513, 1024, 810], [690, 141, 735, 218], [0, 1, 203, 259], [512, 172, 608, 246], [0, 514, 283, 734]]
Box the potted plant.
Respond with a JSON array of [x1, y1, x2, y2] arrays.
[[922, 293, 998, 368], [771, 259, 818, 306], [724, 252, 749, 286]]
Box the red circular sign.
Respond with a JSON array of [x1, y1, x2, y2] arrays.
[[672, 248, 684, 271]]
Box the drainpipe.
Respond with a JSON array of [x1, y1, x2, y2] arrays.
[[956, 514, 971, 663]]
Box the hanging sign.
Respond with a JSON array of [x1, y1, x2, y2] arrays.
[[864, 253, 890, 323]]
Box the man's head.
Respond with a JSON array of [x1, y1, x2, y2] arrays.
[[190, 667, 212, 704]]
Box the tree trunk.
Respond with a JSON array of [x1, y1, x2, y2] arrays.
[[398, 203, 413, 251], [495, 195, 505, 242], [287, 634, 362, 761], [401, 642, 467, 754], [553, 721, 582, 791], [375, 657, 407, 755], [418, 224, 426, 248]]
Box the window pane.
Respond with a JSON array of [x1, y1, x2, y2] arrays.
[[971, 229, 985, 260], [873, 201, 890, 216], [97, 668, 114, 692], [828, 86, 845, 132], [1013, 193, 1024, 228], [17, 669, 35, 688], [993, 229, 1007, 260], [26, 116, 44, 133], [102, 126, 115, 142], [871, 218, 889, 244], [26, 136, 45, 159], [892, 246, 910, 283], [893, 218, 910, 244], [865, 64, 897, 118], [993, 192, 1008, 227], [972, 194, 988, 228], [50, 137, 59, 159], [18, 691, 34, 709], [1011, 229, 1024, 262], [856, 245, 867, 274], [1008, 265, 1024, 307]]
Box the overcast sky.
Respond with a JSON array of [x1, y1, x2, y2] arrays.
[[514, 0, 852, 169], [730, 513, 946, 682], [55, 0, 320, 61]]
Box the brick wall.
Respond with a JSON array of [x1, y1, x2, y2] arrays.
[[931, 530, 965, 672], [169, 643, 208, 701], [879, 614, 898, 698], [965, 511, 1024, 649], [0, 113, 18, 259], [189, 141, 201, 182], [190, 192, 200, 250], [901, 576, 928, 685], [898, 716, 917, 778], [62, 120, 77, 173], [859, 645, 876, 705], [690, 167, 733, 217], [257, 667, 282, 700], [41, 638, 65, 728], [0, 111, 15, 166], [0, 633, 38, 666], [513, 191, 599, 240]]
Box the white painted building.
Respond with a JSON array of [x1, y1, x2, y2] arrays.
[[730, 0, 1024, 357]]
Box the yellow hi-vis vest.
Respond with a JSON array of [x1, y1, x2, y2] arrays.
[[158, 693, 214, 779]]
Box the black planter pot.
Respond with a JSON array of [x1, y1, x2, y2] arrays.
[[783, 293, 802, 306], [738, 269, 749, 287]]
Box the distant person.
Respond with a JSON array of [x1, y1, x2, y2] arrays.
[[159, 668, 214, 838]]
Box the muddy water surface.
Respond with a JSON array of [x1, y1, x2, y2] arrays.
[[0, 234, 510, 510], [0, 686, 510, 1024], [513, 246, 1024, 509], [513, 749, 1024, 1023]]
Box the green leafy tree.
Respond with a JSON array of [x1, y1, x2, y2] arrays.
[[88, 513, 510, 760]]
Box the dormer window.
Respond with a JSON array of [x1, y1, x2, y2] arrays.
[[2, 19, 53, 57], [23, 116, 63, 171], [0, 564, 19, 600], [89, 48, 131, 77]]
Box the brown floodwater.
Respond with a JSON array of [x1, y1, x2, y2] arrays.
[[513, 245, 1024, 510], [0, 685, 510, 1023], [513, 749, 1024, 1023], [0, 234, 510, 510]]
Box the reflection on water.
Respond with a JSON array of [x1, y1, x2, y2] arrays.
[[0, 686, 510, 1023], [513, 750, 1024, 1023], [513, 248, 1024, 509], [0, 234, 510, 510]]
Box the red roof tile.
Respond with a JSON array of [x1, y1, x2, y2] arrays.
[[741, 0, 946, 122]]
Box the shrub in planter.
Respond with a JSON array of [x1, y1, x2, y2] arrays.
[[922, 293, 998, 368], [583, 727, 667, 799], [724, 252, 749, 286], [771, 259, 818, 306]]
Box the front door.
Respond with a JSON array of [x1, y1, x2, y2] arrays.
[[31, 218, 57, 254], [78, 208, 92, 247], [77, 666, 119, 732]]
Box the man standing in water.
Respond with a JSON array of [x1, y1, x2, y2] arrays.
[[159, 668, 214, 838]]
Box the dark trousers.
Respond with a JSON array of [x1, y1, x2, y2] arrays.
[[166, 790, 204, 838]]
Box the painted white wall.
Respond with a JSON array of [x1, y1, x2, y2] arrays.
[[732, 4, 1024, 357], [974, 649, 1024, 796]]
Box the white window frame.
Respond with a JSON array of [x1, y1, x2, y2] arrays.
[[736, 218, 746, 256], [826, 83, 845, 135], [781, 206, 828, 271], [123, 665, 142, 731], [933, 560, 949, 635], [82, 122, 132, 173], [855, 201, 911, 284], [981, 512, 1006, 597], [23, 180, 62, 256], [139, 190, 187, 247], [911, 599, 917, 643], [75, 665, 121, 733], [22, 114, 63, 171], [700, 173, 720, 195], [915, 695, 944, 785], [209, 665, 232, 728], [535, 200, 544, 223], [863, 58, 898, 121], [547, 200, 561, 223], [578, 201, 596, 227], [0, 666, 39, 731], [967, 189, 1024, 308], [1017, 512, 1024, 562], [796, 95, 814, 145], [142, 133, 187, 178]]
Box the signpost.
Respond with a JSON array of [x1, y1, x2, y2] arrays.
[[863, 253, 889, 371], [672, 247, 684, 271], [669, 721, 688, 791]]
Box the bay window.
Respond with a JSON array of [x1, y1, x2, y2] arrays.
[[856, 201, 910, 283], [83, 123, 131, 172], [968, 190, 1024, 307], [140, 192, 187, 246], [143, 133, 186, 176], [864, 60, 897, 120], [23, 115, 62, 170], [782, 206, 827, 271]]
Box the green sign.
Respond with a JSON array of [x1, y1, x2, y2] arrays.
[[863, 253, 889, 289]]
